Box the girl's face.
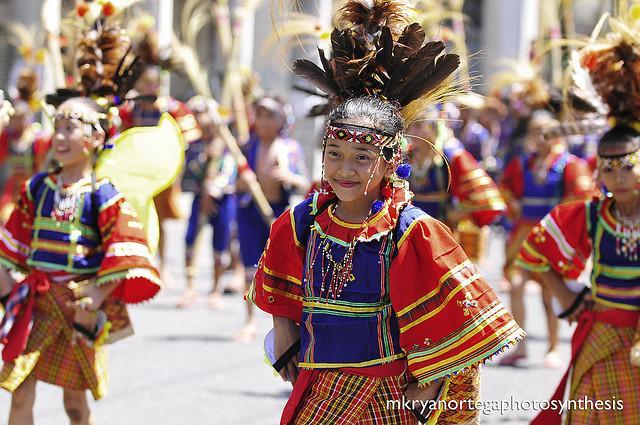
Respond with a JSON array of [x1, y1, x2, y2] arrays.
[[53, 100, 104, 170], [598, 143, 640, 204], [323, 138, 392, 203]]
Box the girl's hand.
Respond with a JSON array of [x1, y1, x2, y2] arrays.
[[66, 299, 98, 335], [557, 290, 592, 324], [273, 316, 300, 386]]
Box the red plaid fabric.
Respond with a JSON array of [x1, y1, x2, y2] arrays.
[[292, 370, 417, 425], [568, 322, 640, 424], [0, 283, 108, 400]]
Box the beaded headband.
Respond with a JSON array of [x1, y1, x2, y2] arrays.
[[324, 124, 399, 148], [53, 111, 107, 127], [598, 150, 639, 170]]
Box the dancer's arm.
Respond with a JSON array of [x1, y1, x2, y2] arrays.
[[0, 268, 15, 297], [539, 270, 591, 323], [273, 316, 300, 386]]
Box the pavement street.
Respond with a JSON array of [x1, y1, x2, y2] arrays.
[[0, 195, 576, 424]]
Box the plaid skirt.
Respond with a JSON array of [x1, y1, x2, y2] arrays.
[[0, 283, 108, 400], [567, 322, 640, 424], [291, 368, 481, 425]]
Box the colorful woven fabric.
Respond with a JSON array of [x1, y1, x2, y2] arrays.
[[0, 172, 161, 302], [0, 283, 108, 400], [517, 198, 640, 311], [0, 172, 160, 398], [437, 368, 481, 424], [568, 321, 639, 424], [250, 190, 524, 386], [291, 370, 418, 425]]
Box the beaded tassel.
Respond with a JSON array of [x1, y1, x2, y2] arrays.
[[52, 180, 80, 221], [615, 219, 640, 261]]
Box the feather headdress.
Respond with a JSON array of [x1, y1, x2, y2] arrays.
[[575, 6, 640, 126], [47, 1, 147, 107], [292, 0, 460, 125]]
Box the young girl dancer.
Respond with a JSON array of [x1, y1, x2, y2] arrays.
[[0, 14, 161, 424], [518, 10, 640, 423], [248, 1, 525, 423]]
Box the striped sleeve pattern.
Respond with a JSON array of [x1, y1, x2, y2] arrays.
[[389, 215, 524, 385], [449, 149, 505, 226], [516, 200, 592, 279], [95, 182, 161, 303], [247, 206, 305, 322], [0, 174, 42, 273]]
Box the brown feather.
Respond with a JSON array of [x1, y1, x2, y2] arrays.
[[292, 59, 339, 96]]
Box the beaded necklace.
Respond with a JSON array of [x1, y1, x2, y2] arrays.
[[310, 202, 377, 301], [52, 175, 92, 222], [613, 203, 640, 261]]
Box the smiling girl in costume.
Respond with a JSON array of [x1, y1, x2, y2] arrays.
[[0, 11, 164, 424], [247, 1, 525, 423], [518, 8, 640, 424]]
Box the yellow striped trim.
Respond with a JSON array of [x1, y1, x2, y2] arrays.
[[31, 240, 90, 255], [412, 321, 520, 376], [396, 259, 473, 316], [400, 273, 482, 333], [458, 176, 493, 192], [298, 353, 406, 369], [327, 204, 387, 229], [303, 301, 388, 313], [468, 189, 502, 201], [592, 296, 640, 311], [263, 284, 303, 302], [33, 218, 97, 238], [0, 228, 29, 256], [262, 265, 302, 286], [459, 169, 485, 181], [407, 303, 506, 365], [289, 209, 303, 249], [521, 241, 549, 262], [396, 216, 430, 248], [599, 264, 640, 279], [594, 285, 640, 297]]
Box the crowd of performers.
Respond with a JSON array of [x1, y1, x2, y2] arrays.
[[0, 0, 638, 424]]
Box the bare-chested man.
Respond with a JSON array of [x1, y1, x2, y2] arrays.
[[235, 96, 309, 341]]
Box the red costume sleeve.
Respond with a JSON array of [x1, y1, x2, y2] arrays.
[[500, 158, 524, 219], [0, 181, 34, 273], [449, 150, 505, 226], [562, 156, 594, 202], [247, 209, 304, 322], [95, 185, 161, 304], [516, 200, 592, 279], [389, 216, 525, 385]]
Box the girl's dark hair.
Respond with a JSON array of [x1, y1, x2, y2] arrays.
[[598, 124, 640, 156], [326, 97, 404, 161]]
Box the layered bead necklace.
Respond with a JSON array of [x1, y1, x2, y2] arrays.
[[310, 202, 375, 300], [52, 176, 90, 222], [613, 204, 640, 261]]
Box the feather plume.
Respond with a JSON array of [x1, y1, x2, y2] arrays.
[[575, 13, 640, 123], [293, 0, 460, 124]]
